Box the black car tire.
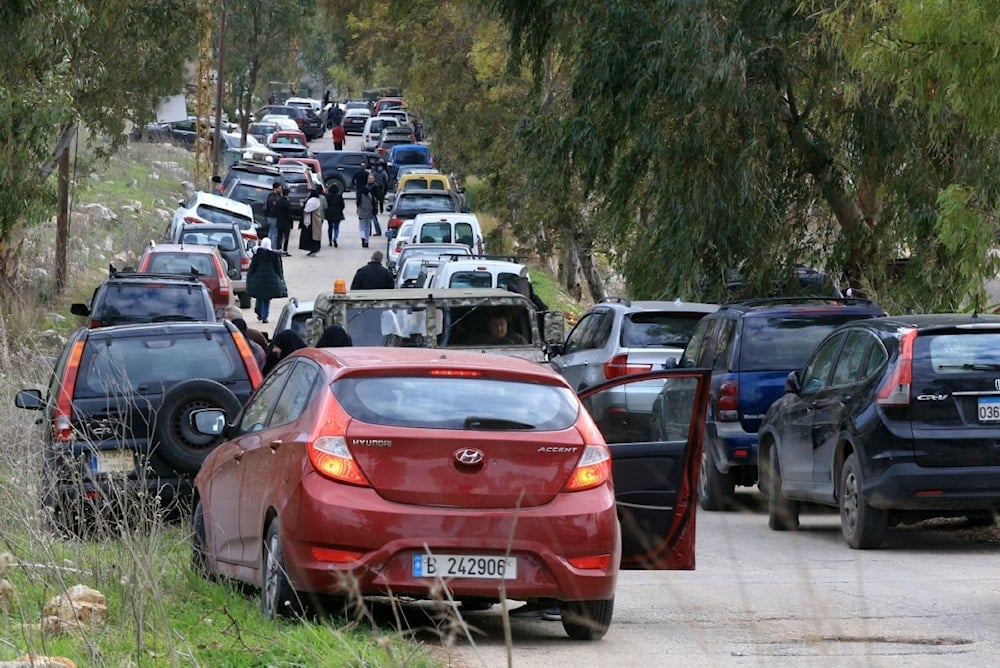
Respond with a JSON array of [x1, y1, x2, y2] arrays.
[[191, 499, 215, 580], [154, 379, 241, 474], [699, 442, 734, 511], [238, 291, 251, 309], [262, 519, 306, 619], [766, 446, 799, 531], [965, 511, 996, 527], [839, 453, 887, 549], [560, 597, 614, 640]]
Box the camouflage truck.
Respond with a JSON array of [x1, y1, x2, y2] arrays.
[[305, 288, 564, 362]]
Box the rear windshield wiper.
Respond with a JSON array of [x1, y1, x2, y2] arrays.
[[937, 363, 1000, 370], [463, 416, 535, 430]]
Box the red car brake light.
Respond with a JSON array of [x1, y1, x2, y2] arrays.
[[309, 436, 370, 486], [563, 444, 611, 492], [602, 353, 653, 380], [230, 330, 263, 387], [53, 341, 85, 441], [388, 216, 404, 230], [876, 328, 916, 406], [717, 380, 739, 420], [240, 255, 251, 272], [183, 215, 206, 225]]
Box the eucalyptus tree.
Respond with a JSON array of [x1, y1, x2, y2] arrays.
[[486, 0, 1000, 310]]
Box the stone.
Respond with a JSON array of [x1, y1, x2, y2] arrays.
[[0, 657, 76, 668], [42, 584, 107, 634], [78, 203, 118, 222]]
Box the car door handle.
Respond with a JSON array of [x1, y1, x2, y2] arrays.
[[269, 440, 282, 452], [233, 450, 243, 462]]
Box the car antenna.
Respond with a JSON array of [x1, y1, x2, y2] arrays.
[[973, 293, 980, 318]]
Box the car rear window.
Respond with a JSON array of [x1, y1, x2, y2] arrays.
[[195, 204, 252, 231], [395, 195, 456, 216], [448, 272, 492, 288], [77, 329, 241, 397], [921, 332, 1000, 374], [146, 253, 217, 277], [740, 313, 870, 372], [230, 182, 270, 204], [393, 149, 431, 166], [623, 312, 707, 349], [96, 284, 210, 326], [332, 375, 578, 430]]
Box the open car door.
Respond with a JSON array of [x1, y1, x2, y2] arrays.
[[578, 369, 710, 570]]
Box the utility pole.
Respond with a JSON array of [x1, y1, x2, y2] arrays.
[[211, 0, 228, 178]]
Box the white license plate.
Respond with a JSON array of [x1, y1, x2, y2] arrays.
[[412, 553, 517, 580], [90, 451, 134, 474], [978, 397, 1000, 422]]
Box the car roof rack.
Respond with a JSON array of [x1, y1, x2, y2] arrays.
[[720, 296, 877, 309], [439, 253, 523, 263], [107, 267, 203, 283], [599, 296, 632, 307]]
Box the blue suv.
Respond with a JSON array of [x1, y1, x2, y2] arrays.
[[673, 297, 886, 510]]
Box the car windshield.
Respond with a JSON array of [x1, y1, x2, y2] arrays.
[[395, 195, 456, 215], [741, 314, 869, 372], [623, 312, 707, 349], [195, 204, 252, 231], [77, 330, 240, 397], [332, 375, 578, 431]]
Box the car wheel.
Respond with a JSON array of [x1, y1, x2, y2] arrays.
[[154, 379, 242, 473], [839, 453, 887, 549], [766, 446, 799, 531], [190, 499, 214, 580], [238, 291, 251, 309], [560, 597, 614, 640], [262, 519, 306, 619], [965, 511, 996, 527], [698, 442, 734, 511]]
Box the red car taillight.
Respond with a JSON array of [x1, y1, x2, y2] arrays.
[[876, 328, 916, 406], [183, 215, 206, 225], [388, 216, 404, 230], [309, 436, 370, 486], [53, 341, 85, 442], [563, 444, 611, 492], [230, 330, 263, 387], [602, 353, 653, 380], [716, 380, 739, 421], [240, 256, 250, 272]]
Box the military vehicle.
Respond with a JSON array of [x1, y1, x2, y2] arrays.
[[306, 288, 564, 363]]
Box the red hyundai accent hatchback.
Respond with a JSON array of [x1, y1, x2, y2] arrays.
[[191, 347, 710, 639]]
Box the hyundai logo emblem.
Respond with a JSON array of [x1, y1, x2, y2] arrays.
[[454, 448, 484, 465]]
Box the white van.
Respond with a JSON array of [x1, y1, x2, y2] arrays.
[[361, 116, 400, 151], [409, 213, 486, 255], [424, 257, 526, 290]]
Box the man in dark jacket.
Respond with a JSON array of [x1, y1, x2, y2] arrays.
[[352, 162, 370, 196], [350, 251, 394, 289]]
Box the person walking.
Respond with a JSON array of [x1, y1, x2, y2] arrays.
[[264, 180, 282, 248], [331, 123, 345, 150], [365, 173, 382, 236], [326, 187, 345, 247], [350, 250, 394, 289], [373, 160, 390, 213], [274, 186, 294, 255], [356, 183, 376, 247], [300, 188, 323, 256], [245, 238, 287, 324], [316, 325, 352, 347], [262, 329, 308, 376], [352, 162, 370, 197]]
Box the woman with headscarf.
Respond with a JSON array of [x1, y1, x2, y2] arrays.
[[300, 188, 324, 256], [245, 237, 286, 324], [262, 329, 308, 375], [316, 325, 352, 347]]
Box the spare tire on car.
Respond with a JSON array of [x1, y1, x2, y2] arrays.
[[154, 379, 242, 473]]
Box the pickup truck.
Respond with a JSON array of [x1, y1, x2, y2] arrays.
[[305, 288, 564, 363]]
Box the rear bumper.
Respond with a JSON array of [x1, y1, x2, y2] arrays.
[[280, 473, 620, 603], [865, 462, 1000, 510], [707, 420, 758, 471]]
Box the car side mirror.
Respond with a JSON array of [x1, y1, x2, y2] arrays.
[[785, 370, 802, 394], [192, 408, 228, 436], [71, 303, 90, 316], [178, 201, 186, 208], [663, 357, 678, 369], [385, 203, 393, 212], [217, 238, 237, 252]]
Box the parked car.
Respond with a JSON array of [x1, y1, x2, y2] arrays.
[[168, 191, 258, 246], [257, 115, 301, 133], [223, 178, 273, 233], [277, 157, 323, 183], [218, 132, 278, 169], [386, 189, 465, 238], [313, 150, 382, 195], [170, 222, 254, 308], [342, 108, 371, 135], [391, 165, 439, 192], [189, 346, 711, 636], [376, 108, 412, 129], [248, 121, 281, 144], [424, 257, 525, 290], [137, 242, 236, 317], [407, 212, 483, 252], [375, 126, 418, 157], [15, 321, 262, 535], [758, 313, 1000, 548], [386, 144, 433, 185], [668, 297, 887, 510], [254, 105, 324, 140], [221, 157, 285, 194], [361, 116, 400, 151], [272, 297, 314, 341], [70, 267, 217, 329], [277, 162, 321, 221], [385, 220, 416, 273], [550, 298, 718, 442], [373, 96, 404, 115], [284, 96, 323, 118], [267, 130, 311, 158]]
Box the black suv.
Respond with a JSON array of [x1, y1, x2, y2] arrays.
[[254, 105, 324, 140], [314, 150, 381, 195], [71, 268, 217, 328], [15, 321, 262, 534], [759, 314, 1000, 548], [669, 297, 886, 510]]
